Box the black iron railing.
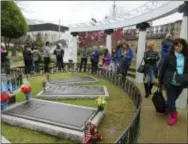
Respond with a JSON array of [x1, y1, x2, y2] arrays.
[[6, 62, 142, 144]]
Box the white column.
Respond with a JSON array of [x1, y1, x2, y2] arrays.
[[105, 29, 113, 53], [135, 31, 146, 83], [70, 32, 78, 63], [72, 36, 78, 63], [176, 2, 188, 109], [106, 34, 112, 53]]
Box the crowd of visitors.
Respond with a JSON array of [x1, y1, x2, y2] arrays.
[[137, 36, 188, 126], [79, 41, 134, 79], [22, 41, 65, 74]]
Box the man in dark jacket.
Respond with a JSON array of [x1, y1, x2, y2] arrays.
[[79, 46, 88, 72], [91, 47, 99, 74], [23, 45, 33, 74], [54, 43, 64, 71]]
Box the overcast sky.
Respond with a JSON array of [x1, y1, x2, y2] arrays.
[[19, 1, 183, 27]]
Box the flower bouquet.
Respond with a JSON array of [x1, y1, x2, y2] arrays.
[[1, 92, 10, 112], [96, 96, 106, 111], [21, 85, 32, 101]]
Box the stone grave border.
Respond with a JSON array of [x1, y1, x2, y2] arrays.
[[1, 99, 104, 142], [36, 85, 109, 100], [1, 136, 11, 144]]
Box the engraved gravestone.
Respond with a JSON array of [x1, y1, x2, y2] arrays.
[[4, 99, 97, 131], [43, 85, 105, 95], [37, 85, 109, 99], [49, 76, 98, 84]]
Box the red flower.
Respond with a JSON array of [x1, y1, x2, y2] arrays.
[[1, 93, 9, 102], [21, 86, 32, 94]]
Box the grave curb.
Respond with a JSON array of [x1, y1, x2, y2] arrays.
[[2, 99, 105, 143], [36, 86, 109, 100], [1, 114, 83, 142], [1, 136, 11, 144]]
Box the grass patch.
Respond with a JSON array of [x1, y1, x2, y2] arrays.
[[2, 73, 136, 143]]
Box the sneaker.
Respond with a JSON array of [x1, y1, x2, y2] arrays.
[[168, 112, 178, 126]]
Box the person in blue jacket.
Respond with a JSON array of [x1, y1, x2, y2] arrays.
[[91, 47, 99, 74], [115, 42, 123, 73], [158, 34, 172, 71], [121, 42, 134, 81]]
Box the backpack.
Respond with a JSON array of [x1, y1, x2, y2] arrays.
[[55, 48, 62, 58], [23, 49, 32, 61]]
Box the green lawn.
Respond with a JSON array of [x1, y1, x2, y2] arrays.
[[2, 73, 136, 143]]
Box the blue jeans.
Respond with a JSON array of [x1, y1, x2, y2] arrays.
[[144, 69, 155, 83], [166, 84, 183, 113]]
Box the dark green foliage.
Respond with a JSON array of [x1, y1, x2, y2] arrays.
[[1, 1, 28, 39]]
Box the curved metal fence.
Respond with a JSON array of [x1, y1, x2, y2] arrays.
[[4, 62, 142, 144]]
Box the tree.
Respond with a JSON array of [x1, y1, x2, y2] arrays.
[[35, 32, 43, 45], [1, 1, 28, 55], [25, 35, 33, 44]]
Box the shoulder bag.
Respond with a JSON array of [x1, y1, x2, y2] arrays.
[[137, 58, 145, 73]]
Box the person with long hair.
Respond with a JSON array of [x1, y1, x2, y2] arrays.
[[120, 42, 134, 81], [143, 41, 159, 98], [159, 38, 188, 126], [102, 49, 111, 71]]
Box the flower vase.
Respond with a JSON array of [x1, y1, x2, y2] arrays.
[[1, 100, 9, 112], [25, 92, 32, 101]]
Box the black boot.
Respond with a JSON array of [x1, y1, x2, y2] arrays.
[[149, 83, 154, 95], [144, 83, 150, 98]]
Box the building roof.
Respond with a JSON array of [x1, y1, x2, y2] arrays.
[[51, 39, 68, 47], [29, 23, 69, 32]]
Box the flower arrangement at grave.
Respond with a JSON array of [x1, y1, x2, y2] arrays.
[[1, 92, 10, 112], [83, 120, 102, 144], [21, 84, 32, 101], [96, 96, 106, 111], [1, 80, 14, 112]]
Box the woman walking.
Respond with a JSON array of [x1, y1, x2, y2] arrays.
[[159, 38, 188, 126], [143, 41, 159, 98]]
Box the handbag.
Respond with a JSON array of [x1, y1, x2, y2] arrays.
[[152, 86, 166, 113], [137, 58, 144, 73], [175, 70, 188, 87]]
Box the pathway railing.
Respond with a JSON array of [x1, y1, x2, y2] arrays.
[[5, 62, 142, 144]]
